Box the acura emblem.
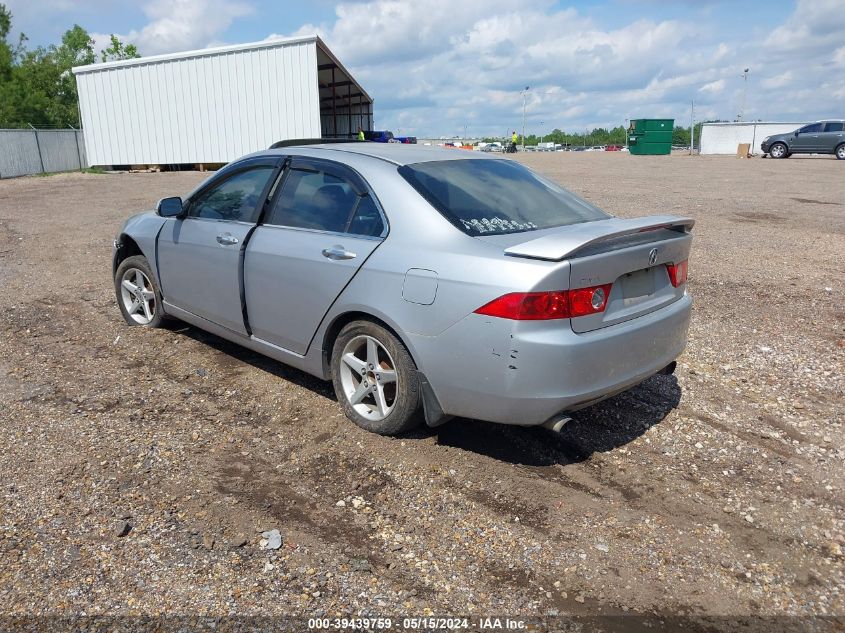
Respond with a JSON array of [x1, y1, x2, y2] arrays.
[[648, 248, 658, 266]]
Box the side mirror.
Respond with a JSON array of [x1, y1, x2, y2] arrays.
[[794, 131, 800, 137], [156, 196, 183, 217]]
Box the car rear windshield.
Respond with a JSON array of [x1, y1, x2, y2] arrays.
[[398, 159, 608, 236]]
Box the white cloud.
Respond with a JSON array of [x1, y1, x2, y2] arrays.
[[92, 0, 254, 56], [30, 0, 841, 136], [699, 79, 725, 94], [765, 0, 845, 55], [308, 0, 843, 135], [760, 72, 793, 89]]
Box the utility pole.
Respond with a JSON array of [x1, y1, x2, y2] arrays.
[[689, 100, 695, 155], [739, 68, 749, 121], [521, 86, 530, 148]]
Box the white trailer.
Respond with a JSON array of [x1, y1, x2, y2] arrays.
[[699, 122, 807, 155], [73, 35, 372, 166]]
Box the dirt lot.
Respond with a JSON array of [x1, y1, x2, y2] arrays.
[[0, 153, 842, 629]]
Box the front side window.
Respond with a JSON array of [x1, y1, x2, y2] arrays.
[[824, 122, 843, 132], [799, 123, 822, 133], [188, 167, 275, 222], [399, 158, 608, 236], [267, 167, 384, 236]]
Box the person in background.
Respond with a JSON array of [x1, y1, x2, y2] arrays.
[[508, 130, 518, 153], [357, 127, 365, 141]]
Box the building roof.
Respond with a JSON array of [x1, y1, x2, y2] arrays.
[[73, 35, 322, 74], [72, 34, 372, 111]]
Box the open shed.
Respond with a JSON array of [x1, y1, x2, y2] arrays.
[[73, 35, 372, 167]]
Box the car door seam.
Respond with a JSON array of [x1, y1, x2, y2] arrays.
[[240, 157, 287, 336], [302, 239, 385, 357]]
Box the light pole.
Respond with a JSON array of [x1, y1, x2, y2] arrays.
[[540, 121, 545, 144], [739, 68, 749, 121], [689, 100, 695, 155], [520, 86, 530, 148]]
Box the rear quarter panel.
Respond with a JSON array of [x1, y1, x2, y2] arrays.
[[312, 156, 568, 372]]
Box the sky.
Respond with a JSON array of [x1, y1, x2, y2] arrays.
[[4, 0, 844, 137]]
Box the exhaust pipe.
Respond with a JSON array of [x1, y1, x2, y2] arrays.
[[658, 361, 677, 376], [541, 415, 573, 433]]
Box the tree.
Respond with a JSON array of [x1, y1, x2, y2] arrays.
[[100, 34, 139, 63], [0, 6, 140, 128]]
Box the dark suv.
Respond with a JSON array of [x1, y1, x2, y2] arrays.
[[761, 121, 845, 159]]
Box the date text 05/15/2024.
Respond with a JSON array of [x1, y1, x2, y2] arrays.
[[307, 617, 527, 630]]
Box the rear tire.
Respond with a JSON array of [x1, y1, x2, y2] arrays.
[[836, 144, 845, 160], [331, 321, 421, 435], [769, 142, 788, 159], [115, 255, 164, 328]]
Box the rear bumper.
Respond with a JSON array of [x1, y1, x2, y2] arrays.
[[412, 294, 692, 426]]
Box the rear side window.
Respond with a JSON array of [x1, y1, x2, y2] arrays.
[[825, 122, 843, 132], [348, 195, 385, 237], [269, 169, 357, 232], [398, 159, 608, 236], [267, 167, 384, 236]]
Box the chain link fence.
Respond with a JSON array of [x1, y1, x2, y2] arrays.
[[0, 128, 87, 179]]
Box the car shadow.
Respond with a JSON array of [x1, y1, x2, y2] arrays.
[[426, 374, 682, 467], [163, 321, 681, 467], [163, 321, 336, 399]]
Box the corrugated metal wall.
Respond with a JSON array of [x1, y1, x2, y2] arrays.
[[700, 123, 807, 155], [75, 39, 322, 166], [0, 129, 86, 179]]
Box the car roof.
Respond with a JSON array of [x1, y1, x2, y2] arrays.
[[263, 142, 497, 166]]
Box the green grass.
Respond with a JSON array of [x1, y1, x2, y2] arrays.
[[32, 167, 107, 177]]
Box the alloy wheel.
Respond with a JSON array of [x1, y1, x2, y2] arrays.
[[338, 335, 398, 421], [120, 268, 156, 325]]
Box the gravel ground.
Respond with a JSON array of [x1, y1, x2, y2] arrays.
[[0, 153, 842, 630]]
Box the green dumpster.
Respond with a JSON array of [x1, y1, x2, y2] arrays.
[[628, 119, 673, 155]]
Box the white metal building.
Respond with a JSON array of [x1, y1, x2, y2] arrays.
[[73, 36, 372, 166], [699, 122, 807, 155]]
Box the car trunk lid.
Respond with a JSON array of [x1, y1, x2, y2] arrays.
[[478, 215, 694, 333]]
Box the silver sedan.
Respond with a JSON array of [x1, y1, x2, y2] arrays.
[[113, 143, 693, 435]]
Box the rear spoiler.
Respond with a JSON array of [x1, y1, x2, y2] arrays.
[[503, 215, 695, 262]]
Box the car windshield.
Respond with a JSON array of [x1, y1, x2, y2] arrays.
[[398, 159, 608, 236]]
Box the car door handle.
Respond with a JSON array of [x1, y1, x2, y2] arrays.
[[216, 234, 239, 246], [322, 245, 356, 260]]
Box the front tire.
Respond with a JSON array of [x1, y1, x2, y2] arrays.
[[769, 142, 788, 159], [115, 255, 164, 328], [331, 321, 421, 435], [836, 144, 845, 160]]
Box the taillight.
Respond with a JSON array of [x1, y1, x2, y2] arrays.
[[568, 283, 613, 317], [474, 284, 612, 320], [665, 260, 688, 287], [474, 291, 570, 320]]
